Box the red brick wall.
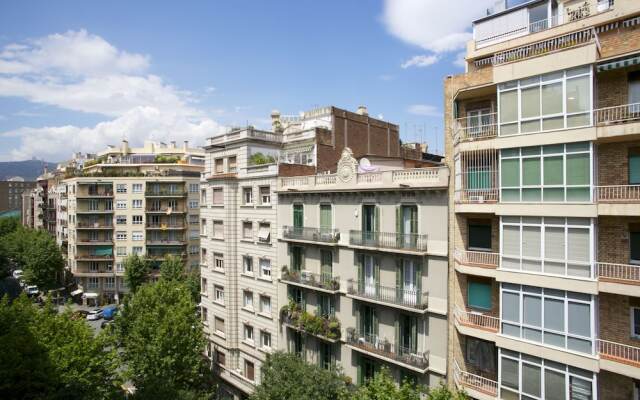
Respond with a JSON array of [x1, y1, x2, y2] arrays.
[[597, 141, 640, 186], [599, 293, 640, 347], [599, 22, 640, 59], [277, 163, 316, 177], [598, 370, 634, 400]]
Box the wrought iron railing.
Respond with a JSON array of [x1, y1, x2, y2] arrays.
[[346, 329, 429, 370], [349, 230, 428, 252], [347, 279, 428, 310], [282, 226, 340, 243], [281, 269, 340, 291], [145, 189, 187, 196]]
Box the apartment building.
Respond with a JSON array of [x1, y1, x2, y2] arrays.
[[276, 147, 449, 388], [65, 140, 204, 304], [446, 0, 640, 399], [0, 178, 36, 214], [200, 106, 433, 398]]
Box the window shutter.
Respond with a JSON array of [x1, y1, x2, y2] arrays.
[[411, 206, 418, 235], [396, 206, 402, 235], [374, 206, 380, 233], [301, 247, 306, 271], [415, 258, 422, 299], [373, 308, 379, 336], [502, 225, 521, 257], [411, 316, 418, 353], [630, 152, 640, 185], [394, 316, 400, 353], [357, 254, 364, 292], [396, 259, 402, 302], [357, 357, 362, 385], [567, 228, 589, 262], [355, 304, 361, 335], [544, 227, 565, 260], [374, 257, 380, 289]]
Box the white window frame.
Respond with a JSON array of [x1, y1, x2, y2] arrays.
[[116, 200, 127, 209], [261, 331, 271, 349], [116, 231, 127, 241], [243, 256, 253, 274], [260, 295, 271, 314], [214, 253, 224, 270], [189, 200, 199, 209], [242, 221, 253, 239], [132, 231, 143, 241], [116, 215, 127, 225], [244, 290, 254, 309], [116, 184, 127, 193], [259, 186, 271, 205], [189, 183, 199, 193], [258, 223, 270, 243], [214, 285, 224, 304], [213, 220, 224, 239], [132, 215, 143, 225], [243, 187, 253, 205], [244, 324, 254, 342], [132, 183, 143, 193], [132, 199, 143, 209], [260, 258, 271, 278]]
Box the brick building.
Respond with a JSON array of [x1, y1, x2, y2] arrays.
[[0, 178, 36, 214], [446, 0, 640, 398]]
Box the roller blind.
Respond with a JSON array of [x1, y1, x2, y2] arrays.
[[503, 225, 521, 256], [544, 227, 565, 260], [567, 228, 590, 262], [522, 226, 541, 258], [566, 154, 590, 185]]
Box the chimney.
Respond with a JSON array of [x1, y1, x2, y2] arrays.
[[271, 109, 282, 133], [183, 140, 189, 151], [121, 140, 129, 154], [356, 105, 368, 116]]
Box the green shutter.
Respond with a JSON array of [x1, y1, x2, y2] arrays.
[[631, 231, 640, 261], [411, 316, 418, 353], [374, 257, 380, 289], [357, 356, 362, 385], [373, 308, 379, 336], [355, 304, 361, 335], [468, 280, 492, 310], [630, 153, 640, 185], [301, 247, 305, 271], [374, 206, 380, 233], [293, 204, 303, 228], [320, 205, 332, 231], [394, 316, 400, 353], [410, 206, 418, 235], [396, 206, 402, 234], [357, 254, 364, 292], [415, 258, 422, 302], [396, 259, 402, 302]]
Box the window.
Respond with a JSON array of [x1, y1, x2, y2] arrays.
[[258, 223, 270, 243], [213, 220, 224, 239], [116, 200, 127, 209], [132, 199, 142, 209], [320, 204, 332, 232], [260, 295, 271, 314], [630, 149, 640, 185], [201, 307, 208, 322], [243, 256, 253, 274], [215, 317, 225, 334], [189, 230, 199, 239], [200, 189, 207, 204], [212, 188, 223, 205], [466, 338, 496, 374], [228, 156, 237, 173], [89, 262, 99, 272], [189, 214, 198, 225], [215, 350, 226, 366], [88, 277, 99, 289], [468, 279, 492, 310], [501, 283, 594, 354], [260, 186, 270, 205], [189, 245, 198, 255], [631, 226, 640, 264], [632, 307, 640, 339], [201, 278, 208, 294], [132, 183, 143, 193], [243, 187, 253, 205], [245, 360, 255, 381], [501, 216, 593, 278], [116, 184, 127, 193], [189, 183, 199, 193], [116, 215, 127, 225], [261, 331, 271, 349], [214, 285, 224, 304], [244, 324, 254, 342], [116, 263, 124, 272], [189, 200, 198, 209], [201, 248, 207, 265], [242, 222, 253, 239], [201, 219, 207, 235], [132, 231, 143, 241], [116, 231, 127, 241], [214, 253, 224, 270], [131, 215, 142, 225], [260, 258, 271, 278], [132, 247, 143, 255], [498, 66, 592, 136], [501, 143, 592, 203], [499, 349, 594, 400], [468, 220, 492, 251], [215, 158, 224, 174], [244, 291, 253, 309], [116, 247, 126, 256]]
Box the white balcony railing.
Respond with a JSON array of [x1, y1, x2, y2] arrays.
[[453, 360, 498, 397], [454, 307, 500, 332], [597, 262, 640, 284], [453, 113, 498, 143], [598, 339, 640, 366], [454, 249, 499, 268], [595, 185, 640, 202], [594, 102, 640, 125], [454, 189, 499, 204]]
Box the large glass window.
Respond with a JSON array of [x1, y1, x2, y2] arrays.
[[499, 349, 595, 400], [498, 66, 592, 136], [501, 284, 594, 354], [500, 217, 593, 278], [500, 143, 592, 202], [468, 220, 492, 250]]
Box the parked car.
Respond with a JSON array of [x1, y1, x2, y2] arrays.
[[12, 269, 23, 279], [102, 305, 118, 320], [86, 308, 103, 321], [25, 285, 39, 296]]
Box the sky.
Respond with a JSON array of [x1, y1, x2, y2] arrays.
[[0, 0, 493, 162]]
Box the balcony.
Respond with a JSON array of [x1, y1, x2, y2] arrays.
[[280, 268, 340, 293], [598, 339, 640, 375], [595, 185, 640, 203], [76, 208, 114, 214], [279, 302, 341, 343], [454, 249, 499, 269], [595, 102, 640, 126], [76, 239, 113, 246], [346, 279, 428, 312], [453, 113, 497, 143], [76, 190, 114, 198], [75, 254, 113, 261], [145, 189, 187, 197], [346, 329, 429, 373], [453, 361, 498, 399], [349, 230, 428, 254], [278, 167, 449, 192], [76, 222, 113, 229], [281, 226, 340, 244], [146, 223, 186, 230], [454, 307, 499, 333], [145, 239, 186, 246], [145, 206, 186, 213], [208, 127, 283, 146]]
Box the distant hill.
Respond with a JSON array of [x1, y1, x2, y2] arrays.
[[0, 160, 57, 181]]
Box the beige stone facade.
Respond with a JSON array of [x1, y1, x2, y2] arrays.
[[448, 0, 640, 398]]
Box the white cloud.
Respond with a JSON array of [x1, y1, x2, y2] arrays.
[[0, 30, 225, 161], [383, 0, 493, 54], [401, 54, 440, 69], [454, 51, 467, 68], [407, 104, 442, 117]]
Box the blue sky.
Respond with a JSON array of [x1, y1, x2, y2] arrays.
[[0, 0, 492, 161]]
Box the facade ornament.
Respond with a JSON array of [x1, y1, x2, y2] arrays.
[[337, 147, 358, 183]]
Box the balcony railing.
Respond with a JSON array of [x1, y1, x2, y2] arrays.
[[145, 189, 187, 197], [597, 262, 640, 284], [346, 329, 429, 370], [281, 268, 340, 291], [347, 279, 428, 310], [145, 239, 186, 246], [349, 230, 428, 252], [454, 307, 499, 332], [76, 222, 113, 229], [453, 113, 498, 143], [145, 207, 186, 213], [146, 223, 186, 229], [280, 302, 341, 341], [454, 249, 499, 268], [77, 191, 113, 198], [282, 226, 340, 243], [598, 339, 640, 366], [76, 239, 113, 245], [453, 360, 498, 397], [454, 189, 499, 204], [595, 185, 640, 203], [594, 102, 640, 125], [76, 254, 114, 260]]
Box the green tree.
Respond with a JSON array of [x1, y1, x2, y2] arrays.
[[115, 279, 211, 399], [0, 295, 119, 399], [351, 367, 426, 400], [0, 216, 19, 237], [22, 229, 64, 289], [184, 267, 201, 304], [124, 254, 150, 294], [159, 255, 185, 281], [251, 352, 349, 400], [426, 382, 468, 400]]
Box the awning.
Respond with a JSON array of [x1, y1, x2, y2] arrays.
[[597, 54, 640, 72], [83, 292, 98, 299], [71, 289, 83, 296]]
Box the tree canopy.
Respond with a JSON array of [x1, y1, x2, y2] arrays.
[[123, 254, 150, 294], [159, 255, 185, 282]]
